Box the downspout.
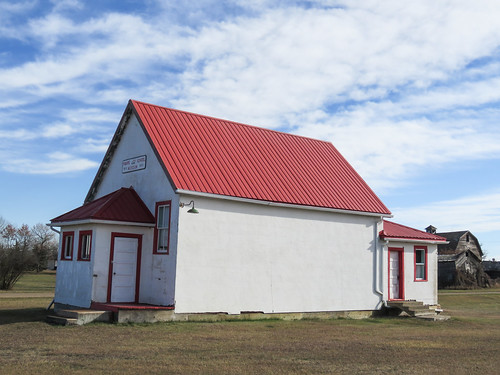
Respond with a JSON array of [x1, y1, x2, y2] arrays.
[[374, 217, 387, 307], [47, 224, 60, 235]]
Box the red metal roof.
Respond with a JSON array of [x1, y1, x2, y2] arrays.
[[130, 100, 391, 215], [380, 221, 447, 242], [51, 187, 155, 224]]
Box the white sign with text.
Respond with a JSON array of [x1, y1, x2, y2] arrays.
[[122, 155, 147, 173]]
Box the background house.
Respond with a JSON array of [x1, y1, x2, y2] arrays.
[[426, 226, 489, 288], [482, 260, 500, 281]]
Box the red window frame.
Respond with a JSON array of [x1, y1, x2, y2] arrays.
[[414, 246, 428, 282], [153, 200, 171, 255], [61, 231, 74, 261], [77, 230, 92, 261]]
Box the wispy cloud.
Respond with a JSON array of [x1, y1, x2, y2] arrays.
[[0, 0, 499, 255], [393, 190, 500, 234], [2, 151, 98, 174], [0, 0, 500, 189]]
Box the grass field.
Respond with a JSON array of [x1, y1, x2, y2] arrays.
[[0, 273, 499, 374], [0, 270, 56, 293]]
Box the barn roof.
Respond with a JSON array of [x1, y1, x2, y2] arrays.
[[435, 231, 470, 250], [380, 221, 447, 242], [98, 100, 389, 215], [51, 187, 155, 225], [435, 230, 483, 257]]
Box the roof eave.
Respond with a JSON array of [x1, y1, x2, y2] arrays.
[[50, 218, 155, 228], [177, 189, 392, 218], [84, 102, 135, 203], [380, 236, 449, 245]]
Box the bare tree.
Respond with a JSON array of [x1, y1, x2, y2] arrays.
[[0, 224, 35, 290], [31, 223, 58, 272], [0, 216, 7, 232]]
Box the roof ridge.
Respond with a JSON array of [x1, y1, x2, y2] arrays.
[[51, 187, 155, 224], [436, 230, 469, 235], [130, 99, 332, 145]]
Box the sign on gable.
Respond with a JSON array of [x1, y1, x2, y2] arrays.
[[122, 155, 147, 173]]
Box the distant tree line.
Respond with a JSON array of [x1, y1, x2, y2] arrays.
[[0, 217, 58, 290]]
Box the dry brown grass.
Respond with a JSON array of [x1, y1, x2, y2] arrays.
[[0, 277, 499, 374]]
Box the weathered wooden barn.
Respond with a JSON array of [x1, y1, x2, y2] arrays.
[[426, 226, 488, 288], [49, 100, 447, 323]]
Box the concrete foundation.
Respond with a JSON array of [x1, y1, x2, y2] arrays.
[[116, 309, 377, 324]]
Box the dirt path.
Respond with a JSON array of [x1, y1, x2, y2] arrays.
[[439, 291, 500, 295], [0, 292, 54, 298]]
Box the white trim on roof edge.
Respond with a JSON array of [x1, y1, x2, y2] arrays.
[[176, 189, 393, 218], [381, 237, 448, 244], [49, 219, 155, 228]]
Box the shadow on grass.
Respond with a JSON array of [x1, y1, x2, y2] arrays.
[[0, 308, 49, 325]]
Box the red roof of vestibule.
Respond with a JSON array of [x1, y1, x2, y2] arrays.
[[380, 221, 447, 242], [51, 187, 155, 224], [128, 100, 391, 215]]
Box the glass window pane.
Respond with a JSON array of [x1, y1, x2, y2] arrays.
[[81, 235, 90, 259], [158, 205, 170, 228], [158, 228, 168, 250], [416, 250, 423, 263], [416, 264, 425, 279], [156, 203, 171, 253], [65, 236, 72, 258], [158, 206, 165, 227]]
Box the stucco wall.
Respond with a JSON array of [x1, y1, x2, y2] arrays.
[[383, 240, 438, 305], [93, 113, 179, 217], [55, 224, 156, 308], [54, 225, 95, 308], [91, 224, 154, 304], [175, 194, 383, 314], [62, 113, 179, 307]]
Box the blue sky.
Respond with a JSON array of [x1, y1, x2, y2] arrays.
[[1, 0, 500, 259]]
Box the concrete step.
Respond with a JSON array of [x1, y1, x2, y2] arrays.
[[57, 309, 113, 324], [49, 309, 113, 325], [46, 315, 78, 326], [390, 301, 428, 309], [387, 300, 448, 320], [416, 313, 451, 321]]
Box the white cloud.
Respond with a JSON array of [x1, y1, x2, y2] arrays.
[[40, 107, 117, 138], [170, 1, 500, 128], [392, 190, 500, 235], [2, 151, 98, 174], [292, 101, 500, 191], [0, 1, 36, 39], [1, 0, 500, 185], [0, 128, 36, 140], [76, 138, 111, 154], [50, 0, 82, 12]]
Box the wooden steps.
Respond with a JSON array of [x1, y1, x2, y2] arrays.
[[386, 300, 450, 321], [46, 309, 113, 326]]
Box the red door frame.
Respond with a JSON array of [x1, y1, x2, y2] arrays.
[[388, 247, 404, 300], [107, 232, 143, 303]]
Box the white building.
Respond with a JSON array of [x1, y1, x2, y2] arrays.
[[50, 100, 447, 319]]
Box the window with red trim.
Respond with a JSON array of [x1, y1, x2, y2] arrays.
[[153, 201, 171, 254], [414, 246, 428, 281], [77, 230, 92, 261], [61, 231, 74, 261]]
